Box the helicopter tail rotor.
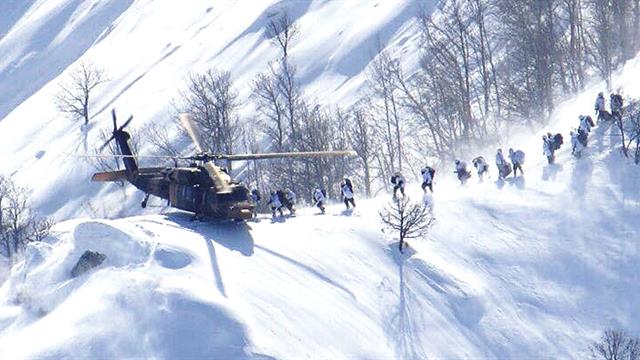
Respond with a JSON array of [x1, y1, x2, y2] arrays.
[[100, 109, 133, 151]]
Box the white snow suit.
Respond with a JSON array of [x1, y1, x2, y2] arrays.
[[580, 117, 592, 133], [595, 95, 605, 112], [571, 132, 584, 156], [313, 189, 325, 203], [543, 137, 552, 156], [421, 168, 433, 184], [341, 184, 354, 199], [286, 190, 297, 204]]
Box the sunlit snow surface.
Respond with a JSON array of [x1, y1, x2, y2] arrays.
[[0, 0, 639, 359]]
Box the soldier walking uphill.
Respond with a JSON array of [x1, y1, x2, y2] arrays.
[[268, 190, 284, 217], [472, 156, 489, 180], [454, 160, 472, 185], [577, 115, 593, 147], [496, 148, 511, 180], [420, 165, 435, 193], [277, 188, 296, 216], [595, 92, 606, 122], [341, 178, 356, 209], [312, 188, 327, 214], [250, 189, 261, 218], [570, 130, 585, 158], [610, 93, 624, 121], [543, 132, 563, 164], [543, 135, 554, 164], [390, 172, 406, 198], [508, 148, 525, 176]]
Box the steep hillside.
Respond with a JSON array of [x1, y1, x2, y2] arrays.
[[1, 107, 639, 358], [0, 0, 426, 221], [1, 1, 639, 358]]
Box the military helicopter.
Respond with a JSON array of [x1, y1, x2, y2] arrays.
[[89, 110, 355, 220]]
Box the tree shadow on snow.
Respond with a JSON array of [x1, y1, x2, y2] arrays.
[[385, 243, 428, 360]]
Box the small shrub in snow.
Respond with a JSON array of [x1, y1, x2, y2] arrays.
[[379, 197, 435, 253]]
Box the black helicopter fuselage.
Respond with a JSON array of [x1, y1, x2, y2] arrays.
[[96, 129, 253, 220]]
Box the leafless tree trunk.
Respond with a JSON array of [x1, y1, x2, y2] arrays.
[[0, 176, 53, 260], [380, 197, 435, 253], [181, 69, 240, 170], [55, 61, 107, 126], [350, 106, 374, 197], [267, 11, 299, 60]]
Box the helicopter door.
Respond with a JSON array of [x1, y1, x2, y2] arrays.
[[169, 183, 204, 213]]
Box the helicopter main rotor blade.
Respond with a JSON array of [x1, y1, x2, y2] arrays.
[[99, 135, 116, 152], [119, 115, 133, 131], [219, 150, 357, 161], [204, 161, 232, 193], [111, 109, 118, 131], [77, 154, 189, 160], [179, 113, 231, 193], [179, 113, 204, 154]]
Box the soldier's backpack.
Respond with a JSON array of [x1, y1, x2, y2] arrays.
[[501, 163, 512, 178], [586, 115, 595, 127], [553, 133, 563, 150], [514, 150, 525, 164]]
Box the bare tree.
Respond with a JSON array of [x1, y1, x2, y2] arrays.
[[380, 197, 435, 253], [267, 11, 299, 59], [368, 51, 404, 173], [55, 62, 107, 126], [591, 328, 640, 360], [253, 69, 287, 151], [0, 176, 53, 260], [349, 106, 374, 197], [142, 119, 186, 159], [181, 69, 240, 170]]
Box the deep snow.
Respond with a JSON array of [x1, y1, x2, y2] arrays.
[[1, 1, 639, 359], [1, 113, 639, 358]]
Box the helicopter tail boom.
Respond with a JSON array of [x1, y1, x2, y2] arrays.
[[91, 170, 128, 182]]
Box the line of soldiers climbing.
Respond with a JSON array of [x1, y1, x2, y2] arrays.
[[249, 178, 356, 218], [248, 91, 623, 215], [389, 91, 623, 197]]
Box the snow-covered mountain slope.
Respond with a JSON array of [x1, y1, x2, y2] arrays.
[[1, 1, 640, 358], [1, 105, 639, 358], [0, 0, 426, 220]]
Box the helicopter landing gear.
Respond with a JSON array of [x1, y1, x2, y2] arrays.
[[141, 193, 150, 208]]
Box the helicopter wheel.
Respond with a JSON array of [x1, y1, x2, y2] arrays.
[[141, 193, 150, 208]]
